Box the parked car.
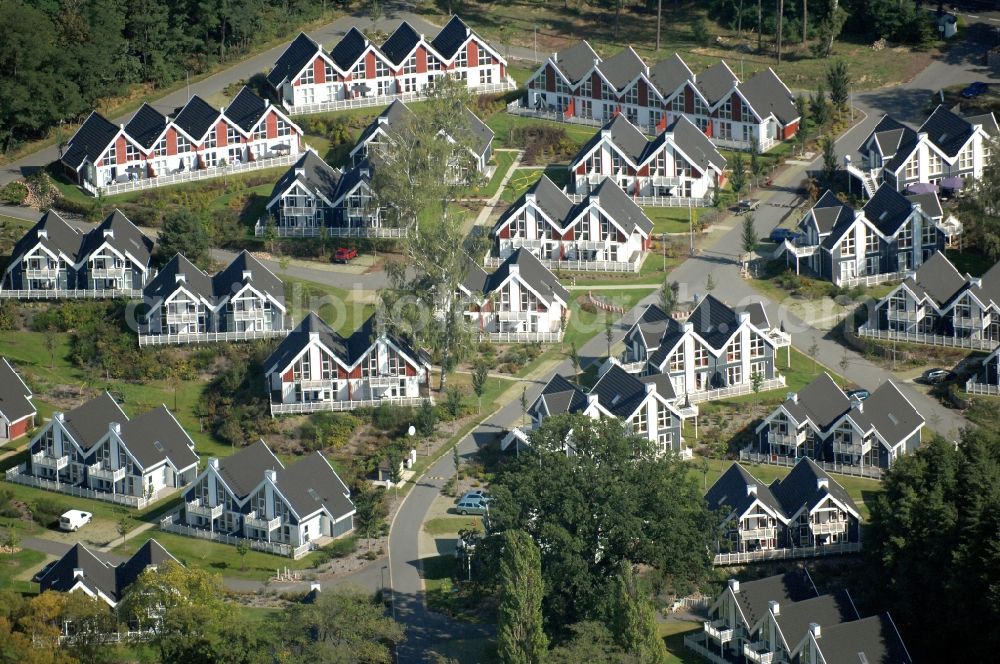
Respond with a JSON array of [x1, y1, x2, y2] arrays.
[[961, 82, 989, 98], [460, 490, 491, 503], [454, 499, 488, 516], [333, 247, 358, 263], [769, 228, 799, 243], [847, 389, 871, 401], [33, 561, 57, 582], [921, 368, 956, 384], [58, 510, 93, 532]]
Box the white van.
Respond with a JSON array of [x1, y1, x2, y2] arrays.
[[59, 510, 93, 532]]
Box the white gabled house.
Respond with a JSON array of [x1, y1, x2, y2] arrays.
[[0, 357, 35, 442], [461, 248, 570, 342], [264, 312, 431, 415], [180, 440, 355, 556]]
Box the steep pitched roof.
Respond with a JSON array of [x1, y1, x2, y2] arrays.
[[586, 178, 654, 236], [590, 364, 651, 418], [535, 374, 588, 415], [738, 68, 798, 124], [330, 27, 369, 71], [597, 46, 645, 90], [431, 15, 476, 61], [772, 590, 859, 650], [647, 53, 693, 97], [8, 210, 84, 264], [277, 452, 355, 520], [380, 21, 421, 66], [81, 209, 154, 267], [902, 251, 967, 307], [730, 570, 819, 630], [705, 463, 784, 519], [856, 381, 923, 447], [38, 543, 118, 601], [461, 106, 495, 158], [550, 41, 600, 85], [171, 95, 221, 142], [217, 439, 283, 500], [918, 104, 976, 158], [862, 183, 916, 236], [225, 87, 269, 133], [638, 373, 677, 401], [804, 190, 855, 237], [579, 115, 650, 165], [632, 303, 675, 348], [118, 406, 198, 471], [264, 312, 340, 376], [124, 103, 169, 150], [268, 32, 323, 87], [686, 294, 743, 350], [668, 115, 727, 173], [480, 248, 570, 304], [63, 111, 120, 170], [966, 111, 999, 137], [771, 457, 859, 517], [0, 358, 34, 425], [784, 373, 852, 431], [143, 253, 215, 303], [493, 175, 574, 235], [268, 150, 343, 206], [114, 539, 180, 592], [904, 191, 942, 219], [212, 250, 285, 304], [862, 115, 917, 160], [61, 392, 128, 451], [812, 613, 912, 664], [695, 61, 738, 105]]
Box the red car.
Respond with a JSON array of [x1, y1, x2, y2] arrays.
[[333, 247, 357, 263]]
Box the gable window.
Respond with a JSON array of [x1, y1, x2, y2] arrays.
[[611, 153, 625, 174], [154, 137, 167, 157], [865, 228, 879, 254], [402, 54, 417, 75], [749, 334, 765, 358], [741, 101, 753, 120], [693, 342, 708, 368], [718, 98, 732, 120], [897, 224, 912, 250], [276, 120, 292, 137], [727, 336, 741, 363], [375, 58, 390, 78], [579, 78, 592, 98], [840, 232, 855, 256], [653, 151, 667, 176], [227, 125, 239, 145], [456, 48, 468, 69], [205, 128, 217, 149], [293, 354, 311, 381], [176, 135, 191, 153], [669, 351, 684, 372], [623, 86, 638, 105], [351, 61, 365, 78], [656, 403, 670, 432], [670, 95, 684, 113], [124, 142, 140, 162], [888, 292, 907, 313], [585, 150, 601, 174], [325, 63, 335, 81], [928, 151, 943, 176], [693, 97, 708, 116], [300, 65, 315, 85], [320, 353, 334, 379], [428, 56, 441, 71], [254, 122, 267, 141], [630, 408, 648, 434], [904, 156, 918, 179], [514, 211, 526, 238]]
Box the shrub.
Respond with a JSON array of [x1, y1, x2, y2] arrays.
[[0, 182, 28, 205], [510, 125, 577, 164], [300, 412, 362, 451], [691, 17, 711, 45], [371, 404, 413, 434], [443, 385, 464, 417], [325, 536, 358, 558], [31, 497, 62, 528]]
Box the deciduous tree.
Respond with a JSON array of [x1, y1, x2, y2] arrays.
[[497, 530, 548, 664]]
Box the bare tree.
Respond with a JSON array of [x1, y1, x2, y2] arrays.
[[776, 0, 784, 64]]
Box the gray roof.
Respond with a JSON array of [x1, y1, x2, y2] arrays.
[[728, 570, 819, 629], [267, 150, 343, 207], [213, 250, 285, 305], [9, 210, 85, 265], [475, 248, 569, 305], [114, 539, 181, 593], [587, 178, 654, 236], [862, 115, 920, 174], [903, 191, 942, 219], [268, 32, 323, 87], [144, 253, 215, 303], [668, 115, 727, 173], [551, 41, 600, 85], [803, 190, 855, 238], [597, 46, 645, 90], [118, 406, 198, 471], [772, 590, 859, 651], [771, 457, 859, 517], [738, 68, 799, 124], [686, 294, 745, 350], [380, 21, 422, 66], [39, 539, 180, 604], [638, 373, 677, 401], [902, 251, 967, 307], [576, 115, 659, 165], [737, 301, 770, 330], [171, 95, 220, 142], [631, 303, 675, 348], [534, 374, 588, 416], [966, 111, 999, 137], [462, 107, 495, 159], [354, 100, 492, 159], [217, 440, 283, 500], [124, 103, 169, 150], [862, 184, 915, 236], [813, 613, 912, 664], [918, 104, 976, 158], [783, 373, 852, 431], [705, 463, 784, 520], [277, 452, 354, 520], [225, 87, 270, 134], [62, 111, 120, 171], [590, 364, 651, 418], [647, 53, 693, 96], [81, 209, 154, 267], [695, 61, 738, 105], [61, 392, 128, 451], [853, 381, 923, 447], [0, 358, 34, 425]]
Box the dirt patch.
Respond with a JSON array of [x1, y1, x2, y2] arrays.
[[43, 385, 94, 412]]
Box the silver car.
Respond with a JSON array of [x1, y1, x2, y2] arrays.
[[455, 499, 488, 516]]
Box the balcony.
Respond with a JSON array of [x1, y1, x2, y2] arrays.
[[952, 314, 985, 329], [743, 642, 775, 664], [832, 440, 870, 457], [811, 520, 847, 535], [494, 310, 534, 322], [244, 511, 281, 531], [24, 267, 61, 280], [703, 620, 734, 643], [89, 266, 126, 280], [506, 238, 547, 250], [367, 374, 404, 388], [647, 175, 684, 188], [278, 205, 321, 217], [165, 310, 201, 324], [886, 307, 924, 322], [186, 499, 223, 520], [296, 378, 335, 390], [232, 307, 265, 321], [740, 526, 777, 541], [767, 430, 805, 448], [32, 451, 69, 472], [88, 463, 125, 483]]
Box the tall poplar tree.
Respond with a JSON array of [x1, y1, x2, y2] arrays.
[[497, 530, 549, 664]]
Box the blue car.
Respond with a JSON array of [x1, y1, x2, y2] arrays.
[[769, 228, 799, 243], [961, 82, 988, 99]]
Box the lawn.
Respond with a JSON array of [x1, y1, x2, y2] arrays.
[[0, 548, 46, 594], [645, 206, 707, 236], [487, 111, 596, 150], [423, 516, 484, 536], [469, 150, 518, 199], [563, 287, 658, 350], [660, 620, 704, 664], [281, 276, 372, 335], [422, 553, 459, 616], [499, 165, 570, 203]]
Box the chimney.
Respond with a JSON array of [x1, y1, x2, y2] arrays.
[[644, 381, 656, 395], [73, 568, 85, 580], [37, 229, 48, 240], [265, 99, 270, 108], [266, 468, 277, 484], [294, 167, 306, 177], [587, 393, 599, 408], [509, 263, 519, 276], [110, 422, 121, 435], [55, 411, 65, 422], [310, 582, 322, 593], [683, 322, 694, 334], [242, 270, 252, 281], [738, 311, 750, 325], [747, 483, 757, 496], [120, 123, 125, 131], [309, 331, 320, 342], [593, 58, 599, 67], [769, 600, 780, 616], [103, 229, 114, 239], [525, 192, 536, 204], [787, 392, 798, 403], [175, 274, 186, 284], [209, 457, 219, 469], [970, 277, 983, 289], [810, 622, 821, 638], [817, 477, 829, 491], [728, 579, 740, 593], [377, 116, 388, 126], [601, 129, 612, 139]]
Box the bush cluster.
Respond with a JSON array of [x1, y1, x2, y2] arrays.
[[511, 125, 577, 165]]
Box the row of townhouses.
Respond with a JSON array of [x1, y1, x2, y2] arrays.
[[489, 176, 654, 272], [706, 458, 863, 558], [38, 539, 179, 609], [177, 440, 355, 555], [519, 42, 799, 151], [268, 17, 513, 113], [849, 104, 998, 197], [139, 251, 288, 345], [9, 392, 199, 505], [621, 297, 792, 402], [527, 363, 696, 457], [0, 358, 36, 442], [61, 87, 303, 196], [781, 184, 963, 287], [259, 99, 494, 238], [691, 570, 912, 664], [749, 373, 925, 471], [863, 251, 1000, 347], [567, 114, 726, 204], [1, 209, 153, 297]]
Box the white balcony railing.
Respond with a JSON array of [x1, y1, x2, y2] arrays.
[[685, 375, 786, 404], [287, 79, 516, 115], [767, 430, 805, 448], [138, 328, 286, 347], [270, 395, 430, 416], [32, 451, 69, 471], [24, 267, 61, 279], [811, 520, 847, 535], [253, 219, 405, 238], [965, 378, 1000, 396], [952, 315, 985, 329], [89, 267, 126, 280], [186, 499, 223, 520], [739, 526, 777, 540], [744, 642, 775, 664], [484, 254, 641, 274], [0, 287, 142, 300], [886, 307, 924, 322], [713, 541, 863, 565], [88, 463, 125, 483], [96, 152, 299, 196], [232, 307, 265, 320], [165, 310, 201, 323], [703, 620, 734, 643], [244, 512, 282, 531], [295, 378, 335, 390]]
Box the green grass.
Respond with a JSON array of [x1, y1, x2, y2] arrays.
[[500, 165, 569, 203], [563, 287, 658, 350], [469, 150, 517, 199], [281, 276, 373, 336], [422, 553, 459, 615], [645, 206, 708, 235], [0, 548, 45, 594], [487, 112, 596, 150], [423, 516, 484, 536], [660, 620, 705, 664]]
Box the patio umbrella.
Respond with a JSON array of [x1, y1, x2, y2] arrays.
[[940, 176, 964, 191], [906, 182, 938, 194]]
